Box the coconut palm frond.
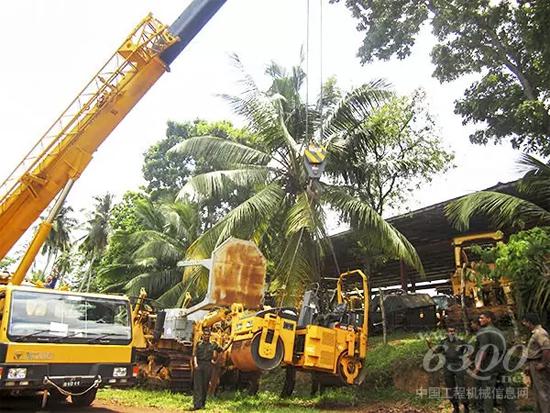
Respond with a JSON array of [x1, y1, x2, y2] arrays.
[[271, 229, 316, 304], [178, 166, 269, 201], [134, 198, 166, 232], [156, 281, 185, 308], [186, 183, 285, 260], [285, 192, 320, 237], [161, 203, 199, 243], [169, 136, 271, 166], [123, 268, 182, 298], [446, 191, 550, 230], [100, 280, 128, 294], [323, 80, 393, 140], [516, 153, 550, 199], [221, 93, 284, 149], [215, 183, 285, 242], [276, 113, 300, 165], [325, 186, 424, 274], [132, 238, 182, 265], [156, 264, 209, 308], [229, 53, 260, 96]]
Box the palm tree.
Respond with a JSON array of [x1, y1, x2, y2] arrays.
[[79, 194, 113, 291], [446, 154, 550, 315], [40, 206, 76, 278], [99, 197, 201, 307], [446, 154, 550, 230], [171, 56, 423, 304]]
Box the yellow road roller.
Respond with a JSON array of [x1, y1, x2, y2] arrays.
[[230, 270, 369, 386]]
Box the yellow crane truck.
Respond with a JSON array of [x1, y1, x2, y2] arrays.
[[0, 0, 226, 406]]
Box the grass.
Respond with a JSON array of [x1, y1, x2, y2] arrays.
[[362, 331, 430, 388], [98, 387, 326, 412], [98, 386, 435, 412], [97, 331, 444, 412]]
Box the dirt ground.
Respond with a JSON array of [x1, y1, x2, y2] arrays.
[[0, 396, 445, 413]]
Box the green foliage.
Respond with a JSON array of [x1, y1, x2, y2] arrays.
[[95, 191, 147, 292], [327, 89, 454, 215], [362, 334, 426, 388], [97, 196, 201, 307], [173, 57, 424, 303], [334, 0, 550, 156], [142, 119, 253, 202], [0, 256, 15, 271], [470, 227, 550, 316], [76, 193, 116, 292], [97, 388, 322, 412], [97, 385, 432, 412], [446, 153, 550, 231]]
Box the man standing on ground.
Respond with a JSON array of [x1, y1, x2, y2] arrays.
[[472, 311, 516, 413], [192, 328, 225, 411], [521, 313, 550, 413], [428, 327, 470, 413]]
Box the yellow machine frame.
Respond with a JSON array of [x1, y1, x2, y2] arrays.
[[451, 231, 512, 307], [229, 270, 369, 385]]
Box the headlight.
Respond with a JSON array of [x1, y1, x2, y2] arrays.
[[246, 320, 253, 328], [7, 368, 27, 379], [113, 367, 127, 378]]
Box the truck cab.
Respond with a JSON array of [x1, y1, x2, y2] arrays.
[[0, 285, 136, 405]]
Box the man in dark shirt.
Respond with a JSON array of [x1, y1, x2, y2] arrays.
[[192, 328, 223, 410], [472, 311, 516, 413], [521, 313, 550, 413], [429, 327, 470, 413]]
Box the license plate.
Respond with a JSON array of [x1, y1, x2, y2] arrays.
[[63, 378, 81, 387]]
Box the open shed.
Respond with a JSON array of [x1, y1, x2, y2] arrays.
[[325, 180, 549, 291]]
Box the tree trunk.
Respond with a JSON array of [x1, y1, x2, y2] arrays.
[[78, 255, 95, 292], [41, 251, 53, 279], [379, 287, 388, 345]]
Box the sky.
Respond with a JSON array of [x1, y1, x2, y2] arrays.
[[0, 0, 523, 255]]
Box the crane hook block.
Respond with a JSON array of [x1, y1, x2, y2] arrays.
[[304, 143, 327, 179]]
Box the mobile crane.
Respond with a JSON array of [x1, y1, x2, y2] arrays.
[[0, 0, 226, 406]]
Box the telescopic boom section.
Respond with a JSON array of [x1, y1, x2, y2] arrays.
[[0, 0, 226, 267]]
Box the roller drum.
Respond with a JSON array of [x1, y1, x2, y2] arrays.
[[230, 334, 283, 372]]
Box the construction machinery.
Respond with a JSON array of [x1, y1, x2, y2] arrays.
[[441, 231, 514, 328], [451, 232, 513, 307], [132, 238, 267, 392], [229, 269, 369, 390], [0, 0, 226, 406]]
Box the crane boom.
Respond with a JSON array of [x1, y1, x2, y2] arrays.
[[0, 0, 226, 266]]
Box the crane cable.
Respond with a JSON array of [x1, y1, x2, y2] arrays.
[[318, 0, 341, 277], [303, 0, 311, 149], [319, 0, 324, 143]]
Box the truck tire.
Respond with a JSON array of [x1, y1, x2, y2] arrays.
[[71, 388, 97, 407]]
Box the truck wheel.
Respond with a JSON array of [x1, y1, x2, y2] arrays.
[[71, 388, 97, 407]]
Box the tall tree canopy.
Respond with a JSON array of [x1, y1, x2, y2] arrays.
[[143, 120, 253, 200], [327, 89, 453, 215], [334, 0, 550, 156], [171, 56, 424, 303], [142, 119, 255, 227]]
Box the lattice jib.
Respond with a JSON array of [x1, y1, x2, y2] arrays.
[[0, 14, 176, 208]]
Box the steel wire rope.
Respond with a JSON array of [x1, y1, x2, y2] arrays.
[[318, 0, 342, 278]]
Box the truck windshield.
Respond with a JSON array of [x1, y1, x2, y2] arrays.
[[8, 290, 131, 344]]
